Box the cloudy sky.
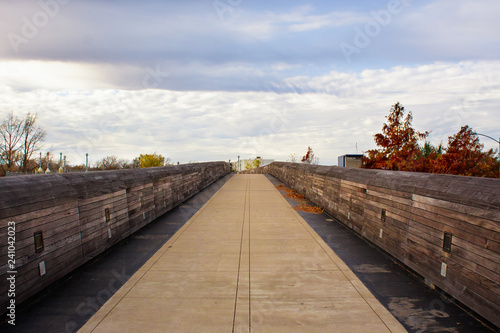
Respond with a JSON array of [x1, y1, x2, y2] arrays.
[[1, 0, 499, 166]]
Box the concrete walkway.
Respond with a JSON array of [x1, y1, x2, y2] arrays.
[[78, 174, 407, 333]]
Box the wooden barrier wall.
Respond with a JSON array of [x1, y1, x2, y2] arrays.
[[258, 162, 499, 328], [0, 162, 229, 314]]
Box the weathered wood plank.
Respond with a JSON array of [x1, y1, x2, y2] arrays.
[[412, 201, 500, 233], [267, 162, 500, 328], [413, 194, 500, 222], [0, 162, 229, 316]]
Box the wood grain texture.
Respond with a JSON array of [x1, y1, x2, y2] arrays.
[[0, 162, 229, 314], [265, 162, 500, 328]]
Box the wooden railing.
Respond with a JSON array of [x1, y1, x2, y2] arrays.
[[0, 162, 229, 314], [255, 162, 500, 328]]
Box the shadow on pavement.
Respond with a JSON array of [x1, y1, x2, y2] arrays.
[[266, 174, 495, 333], [0, 174, 233, 333]]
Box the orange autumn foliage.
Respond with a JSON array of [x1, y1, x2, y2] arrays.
[[364, 103, 499, 178], [433, 126, 499, 178], [364, 102, 428, 171]]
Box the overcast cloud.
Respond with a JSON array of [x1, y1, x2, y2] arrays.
[[1, 0, 499, 165]]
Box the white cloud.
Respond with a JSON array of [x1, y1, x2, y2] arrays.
[[0, 1, 499, 167], [1, 0, 498, 90], [287, 11, 368, 32], [0, 61, 127, 91], [1, 61, 499, 166]]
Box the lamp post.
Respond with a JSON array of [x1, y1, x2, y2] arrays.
[[38, 152, 43, 174], [45, 152, 51, 174], [58, 152, 64, 174], [477, 133, 500, 173]]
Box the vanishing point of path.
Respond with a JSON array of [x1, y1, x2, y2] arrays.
[[78, 174, 406, 332]]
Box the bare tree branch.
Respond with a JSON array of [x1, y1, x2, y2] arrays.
[[19, 113, 46, 172], [0, 112, 24, 171]]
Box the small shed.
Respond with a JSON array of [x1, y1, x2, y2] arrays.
[[338, 154, 363, 168]]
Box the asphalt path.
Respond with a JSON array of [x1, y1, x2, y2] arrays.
[[0, 174, 233, 333], [267, 174, 495, 333]]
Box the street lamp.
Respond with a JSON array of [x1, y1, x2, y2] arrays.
[[477, 133, 500, 173]]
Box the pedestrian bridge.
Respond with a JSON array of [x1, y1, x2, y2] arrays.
[[78, 174, 405, 332], [1, 162, 498, 332]]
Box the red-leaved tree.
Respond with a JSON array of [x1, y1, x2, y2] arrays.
[[301, 146, 319, 164], [434, 126, 499, 178], [364, 102, 428, 171]]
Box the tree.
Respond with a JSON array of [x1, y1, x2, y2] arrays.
[[420, 141, 443, 158], [287, 153, 299, 163], [412, 141, 444, 173], [132, 157, 141, 168], [67, 164, 87, 172], [19, 113, 46, 172], [301, 146, 319, 164], [434, 126, 499, 178], [242, 158, 261, 169], [0, 112, 23, 171], [0, 112, 46, 174], [365, 102, 428, 171], [139, 153, 165, 168], [244, 160, 252, 170], [96, 155, 126, 170]]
